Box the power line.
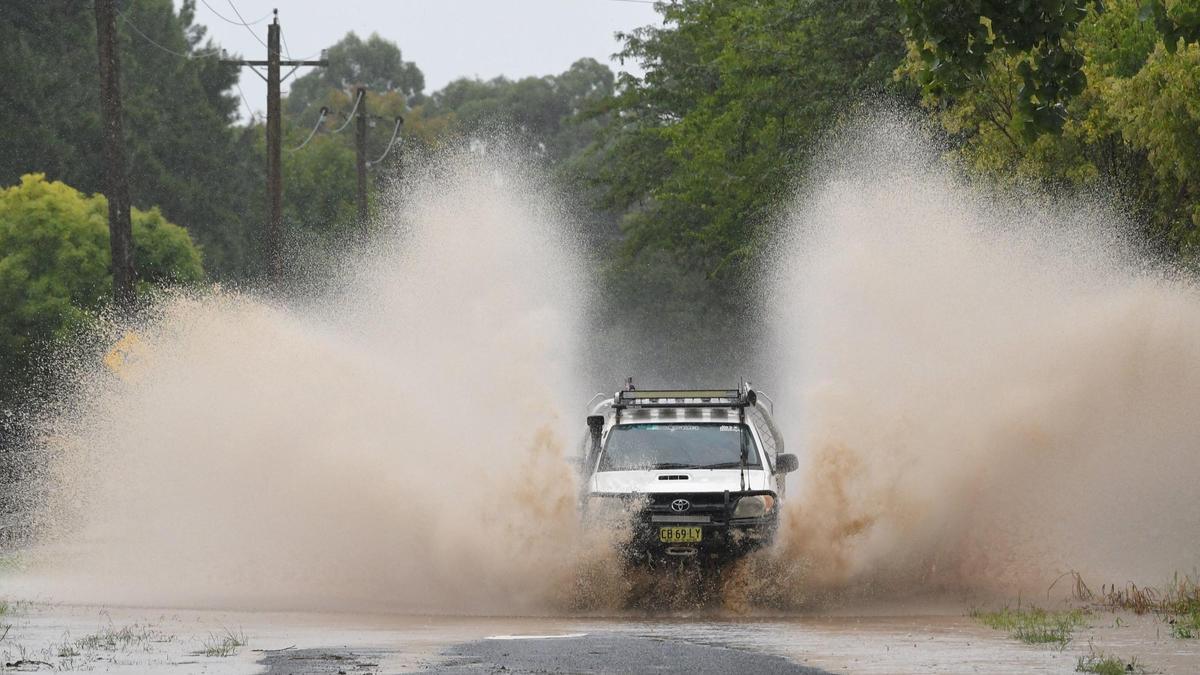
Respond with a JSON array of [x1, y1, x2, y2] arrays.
[[233, 80, 257, 122], [277, 28, 325, 74], [225, 0, 268, 48], [198, 0, 269, 26], [288, 107, 328, 151], [115, 7, 224, 59], [280, 26, 293, 61], [367, 117, 404, 167], [331, 89, 363, 133], [117, 6, 258, 124]]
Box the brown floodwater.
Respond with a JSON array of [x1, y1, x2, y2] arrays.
[[1, 602, 1198, 673], [3, 119, 1199, 673]]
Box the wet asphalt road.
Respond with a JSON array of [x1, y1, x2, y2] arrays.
[[261, 632, 830, 674]]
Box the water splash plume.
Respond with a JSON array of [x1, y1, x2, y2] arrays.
[[764, 114, 1200, 601], [13, 150, 605, 613]]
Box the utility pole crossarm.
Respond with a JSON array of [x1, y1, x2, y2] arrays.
[[220, 60, 328, 67]]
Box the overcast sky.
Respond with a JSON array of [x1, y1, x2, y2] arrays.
[[182, 0, 662, 120]]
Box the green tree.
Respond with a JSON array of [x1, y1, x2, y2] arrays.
[[427, 58, 615, 165], [0, 174, 203, 396], [900, 0, 1200, 264], [270, 33, 434, 255], [595, 0, 910, 277], [0, 0, 258, 279], [900, 0, 1090, 133], [286, 32, 425, 121], [572, 0, 912, 376], [278, 46, 615, 255], [279, 131, 360, 253]]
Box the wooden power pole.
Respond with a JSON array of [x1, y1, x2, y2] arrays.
[[222, 11, 326, 281], [94, 0, 136, 308], [354, 87, 368, 231], [266, 19, 282, 279]]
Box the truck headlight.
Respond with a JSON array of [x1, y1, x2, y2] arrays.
[[732, 495, 775, 518]]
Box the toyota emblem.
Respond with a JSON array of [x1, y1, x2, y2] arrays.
[[670, 499, 691, 513]]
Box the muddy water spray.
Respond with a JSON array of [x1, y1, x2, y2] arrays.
[[13, 151, 612, 613], [14, 117, 1200, 615], [764, 116, 1200, 598]]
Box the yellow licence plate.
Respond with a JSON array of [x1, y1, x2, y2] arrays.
[[659, 526, 703, 543]]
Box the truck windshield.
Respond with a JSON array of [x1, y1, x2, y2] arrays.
[[597, 423, 761, 471]]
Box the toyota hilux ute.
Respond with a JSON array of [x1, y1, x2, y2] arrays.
[[579, 383, 798, 563]]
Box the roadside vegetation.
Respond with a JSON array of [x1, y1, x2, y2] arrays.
[[1, 619, 248, 670], [0, 600, 9, 643], [971, 606, 1088, 648], [972, 572, 1200, 673], [0, 622, 172, 671], [1076, 651, 1146, 675], [1076, 572, 1200, 640], [72, 623, 169, 653], [198, 627, 246, 657]]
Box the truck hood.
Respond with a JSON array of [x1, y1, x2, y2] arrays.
[[589, 469, 770, 494]]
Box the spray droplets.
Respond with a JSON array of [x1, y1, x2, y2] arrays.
[[766, 115, 1200, 600], [16, 150, 593, 613], [10, 117, 1200, 615]]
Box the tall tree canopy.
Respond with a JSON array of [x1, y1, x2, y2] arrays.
[[900, 0, 1090, 133], [0, 0, 258, 278], [428, 58, 615, 164], [286, 32, 426, 120], [900, 0, 1200, 265], [594, 0, 910, 278]]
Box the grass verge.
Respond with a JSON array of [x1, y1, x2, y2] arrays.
[[199, 627, 246, 657], [57, 644, 80, 658], [0, 599, 10, 642], [971, 606, 1087, 649], [1169, 610, 1200, 639], [74, 623, 163, 651], [1072, 571, 1200, 640], [1076, 651, 1146, 674]]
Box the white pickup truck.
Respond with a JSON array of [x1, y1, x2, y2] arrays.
[[579, 383, 798, 563]]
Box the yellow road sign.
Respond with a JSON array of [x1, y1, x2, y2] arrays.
[[103, 331, 150, 381]]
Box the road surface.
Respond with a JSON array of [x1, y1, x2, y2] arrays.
[[262, 633, 827, 674], [2, 602, 1199, 673]]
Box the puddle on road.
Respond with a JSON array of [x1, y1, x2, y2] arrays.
[[1, 603, 1198, 674], [484, 633, 589, 640]]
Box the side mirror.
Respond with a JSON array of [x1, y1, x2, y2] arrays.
[[586, 415, 604, 440], [776, 453, 799, 474]]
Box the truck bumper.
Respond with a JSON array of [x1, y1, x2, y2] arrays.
[[583, 490, 780, 563], [624, 515, 778, 563]]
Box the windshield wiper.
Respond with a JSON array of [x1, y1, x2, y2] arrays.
[[648, 462, 693, 469], [699, 461, 750, 469]]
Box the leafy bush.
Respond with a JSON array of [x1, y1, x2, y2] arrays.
[[0, 173, 203, 397]]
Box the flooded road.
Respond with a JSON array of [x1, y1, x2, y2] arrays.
[[2, 602, 1198, 673], [5, 129, 1200, 674]]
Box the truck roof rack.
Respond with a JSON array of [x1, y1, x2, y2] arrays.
[[613, 386, 756, 410]]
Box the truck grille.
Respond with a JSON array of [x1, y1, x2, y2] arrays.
[[643, 492, 731, 522]]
